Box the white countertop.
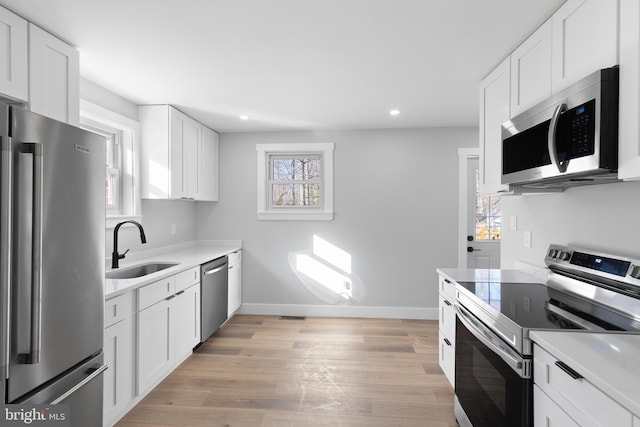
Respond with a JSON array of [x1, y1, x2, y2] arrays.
[[531, 330, 640, 417], [436, 268, 545, 284], [105, 241, 242, 298]]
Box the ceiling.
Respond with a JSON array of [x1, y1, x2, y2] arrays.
[[2, 0, 565, 133]]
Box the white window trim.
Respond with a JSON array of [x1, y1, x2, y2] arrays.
[[257, 142, 334, 220], [80, 99, 142, 229]]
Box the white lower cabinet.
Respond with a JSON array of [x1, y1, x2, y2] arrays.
[[438, 275, 456, 387], [103, 292, 134, 427], [228, 250, 242, 317], [137, 298, 173, 393], [533, 343, 633, 427], [635, 415, 640, 427], [173, 284, 201, 361], [136, 268, 200, 394]]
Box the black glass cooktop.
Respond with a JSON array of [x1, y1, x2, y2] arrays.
[[456, 280, 624, 331]]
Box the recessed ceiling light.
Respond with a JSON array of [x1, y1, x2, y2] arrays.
[[240, 114, 250, 120], [389, 109, 400, 116]]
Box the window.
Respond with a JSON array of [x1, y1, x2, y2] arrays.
[[82, 122, 122, 213], [475, 169, 501, 240], [257, 143, 334, 220], [80, 100, 142, 228]]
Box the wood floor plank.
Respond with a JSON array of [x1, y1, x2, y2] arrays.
[[116, 315, 456, 426]]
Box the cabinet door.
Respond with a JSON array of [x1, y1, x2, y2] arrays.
[[199, 126, 219, 201], [634, 415, 640, 427], [228, 261, 241, 316], [184, 119, 200, 199], [169, 109, 187, 199], [103, 320, 132, 426], [173, 284, 201, 362], [619, 0, 640, 180], [551, 0, 619, 93], [28, 23, 79, 125], [510, 19, 552, 117], [533, 385, 579, 427], [137, 299, 172, 393], [0, 6, 27, 101], [438, 329, 455, 388], [479, 57, 511, 195]]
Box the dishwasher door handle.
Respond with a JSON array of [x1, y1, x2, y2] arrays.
[[204, 265, 227, 276]]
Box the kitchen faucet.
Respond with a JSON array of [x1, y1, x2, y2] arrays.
[[112, 220, 147, 269]]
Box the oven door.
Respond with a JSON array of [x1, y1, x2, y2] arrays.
[[454, 304, 533, 427]]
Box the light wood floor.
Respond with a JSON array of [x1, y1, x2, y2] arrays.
[[117, 315, 457, 427]]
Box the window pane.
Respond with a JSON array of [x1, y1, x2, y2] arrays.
[[475, 168, 501, 240], [272, 157, 321, 181], [272, 183, 320, 207], [106, 168, 119, 209]]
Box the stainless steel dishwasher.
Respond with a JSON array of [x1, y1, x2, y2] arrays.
[[200, 256, 229, 342]]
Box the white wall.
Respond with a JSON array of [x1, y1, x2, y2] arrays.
[[196, 127, 477, 318], [501, 180, 640, 268]]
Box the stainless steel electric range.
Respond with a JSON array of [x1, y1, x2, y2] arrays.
[[454, 244, 640, 427]]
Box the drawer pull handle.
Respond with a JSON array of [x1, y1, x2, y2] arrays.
[[555, 361, 583, 380], [165, 295, 176, 301], [444, 279, 451, 284], [444, 338, 452, 346], [444, 299, 452, 306]]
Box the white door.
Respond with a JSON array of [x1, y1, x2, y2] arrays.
[[459, 151, 501, 268]]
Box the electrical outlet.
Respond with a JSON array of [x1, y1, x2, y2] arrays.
[[171, 224, 176, 234], [510, 215, 517, 231], [524, 231, 532, 248]]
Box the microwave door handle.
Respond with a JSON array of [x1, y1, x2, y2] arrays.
[[548, 103, 568, 173]]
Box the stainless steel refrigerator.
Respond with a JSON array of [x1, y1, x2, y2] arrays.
[[1, 102, 106, 426]]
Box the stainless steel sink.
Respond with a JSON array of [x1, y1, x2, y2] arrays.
[[106, 262, 179, 279]]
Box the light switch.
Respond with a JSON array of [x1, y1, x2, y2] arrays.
[[510, 215, 517, 231]]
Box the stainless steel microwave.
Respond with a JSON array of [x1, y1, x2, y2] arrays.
[[501, 67, 619, 189]]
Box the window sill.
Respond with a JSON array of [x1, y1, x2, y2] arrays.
[[257, 211, 333, 221], [106, 214, 143, 229]]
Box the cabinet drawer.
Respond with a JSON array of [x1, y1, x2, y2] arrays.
[[439, 275, 456, 300], [105, 293, 132, 328], [439, 294, 456, 337], [534, 344, 632, 427], [228, 250, 242, 264], [175, 266, 200, 292], [138, 276, 176, 311]]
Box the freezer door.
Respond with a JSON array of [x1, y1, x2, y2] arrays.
[[7, 108, 105, 402], [16, 353, 106, 427]]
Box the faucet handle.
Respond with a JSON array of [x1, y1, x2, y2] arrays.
[[118, 249, 130, 260]]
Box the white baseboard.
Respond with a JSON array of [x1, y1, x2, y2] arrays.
[[238, 303, 438, 320]]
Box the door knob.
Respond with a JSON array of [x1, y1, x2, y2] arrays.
[[467, 246, 481, 253]]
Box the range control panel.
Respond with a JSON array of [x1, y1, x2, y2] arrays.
[[545, 244, 640, 282]]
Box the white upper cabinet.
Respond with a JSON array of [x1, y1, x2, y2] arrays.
[[479, 57, 511, 195], [200, 125, 220, 201], [140, 105, 219, 201], [510, 19, 552, 117], [0, 6, 28, 102], [551, 0, 619, 93], [28, 24, 80, 126], [619, 0, 640, 180]]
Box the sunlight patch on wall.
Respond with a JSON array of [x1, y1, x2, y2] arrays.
[[313, 235, 351, 274], [289, 234, 364, 305]]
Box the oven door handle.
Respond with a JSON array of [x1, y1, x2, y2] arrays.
[[455, 304, 531, 379]]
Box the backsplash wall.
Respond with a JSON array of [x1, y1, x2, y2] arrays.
[[501, 179, 640, 267]]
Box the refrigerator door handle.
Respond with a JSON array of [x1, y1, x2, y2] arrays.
[[0, 136, 12, 379], [16, 142, 44, 365], [50, 363, 108, 404]]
